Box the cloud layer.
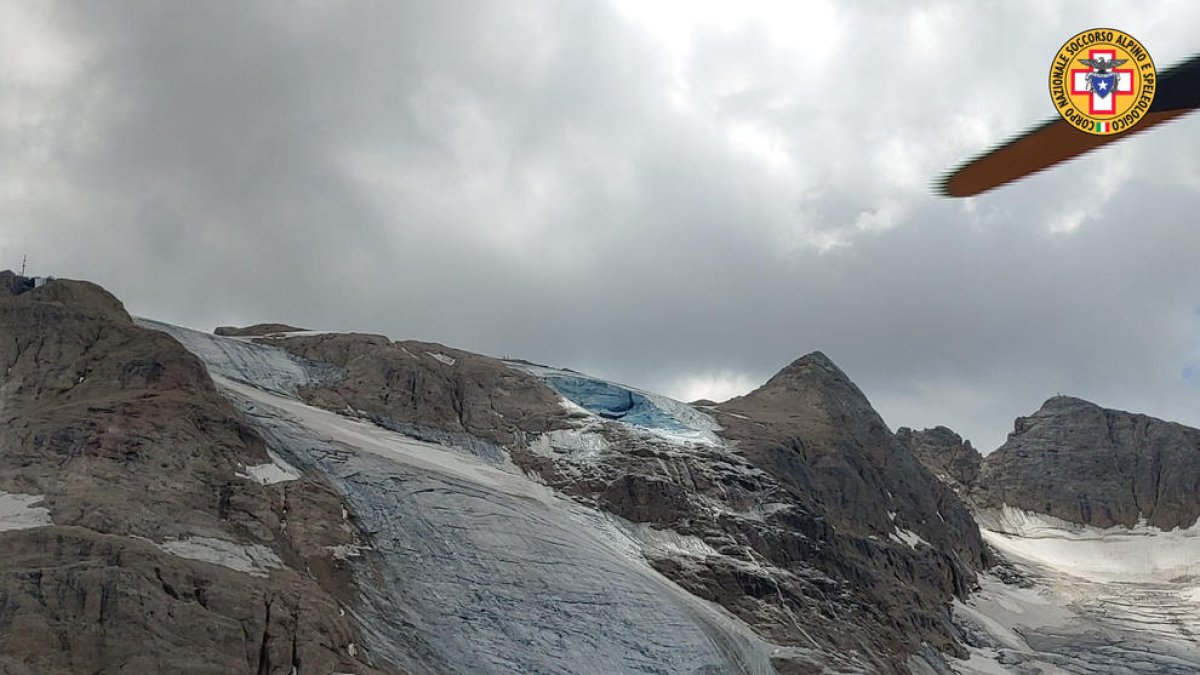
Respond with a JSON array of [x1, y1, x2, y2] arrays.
[[5, 1, 1200, 450]]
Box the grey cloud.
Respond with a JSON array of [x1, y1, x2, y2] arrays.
[[5, 1, 1200, 451]]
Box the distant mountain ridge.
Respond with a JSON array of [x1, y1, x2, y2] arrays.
[[902, 395, 1200, 530]]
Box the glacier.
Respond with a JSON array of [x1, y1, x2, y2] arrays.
[[143, 322, 778, 675], [952, 506, 1200, 674], [510, 362, 723, 445]]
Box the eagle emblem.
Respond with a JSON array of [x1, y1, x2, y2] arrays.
[[1078, 56, 1128, 98]]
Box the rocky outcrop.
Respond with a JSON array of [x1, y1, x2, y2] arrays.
[[973, 395, 1200, 529], [214, 323, 308, 336], [896, 426, 982, 496], [708, 353, 990, 664], [267, 340, 989, 671], [714, 353, 986, 561], [0, 272, 394, 674], [263, 333, 572, 447]]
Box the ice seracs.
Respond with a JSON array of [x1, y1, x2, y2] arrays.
[[509, 361, 723, 445]]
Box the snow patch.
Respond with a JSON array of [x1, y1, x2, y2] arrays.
[[978, 505, 1200, 583], [238, 450, 301, 485], [327, 544, 370, 560], [0, 492, 52, 531], [426, 351, 456, 366], [157, 536, 283, 577], [889, 527, 929, 550], [528, 428, 610, 460]]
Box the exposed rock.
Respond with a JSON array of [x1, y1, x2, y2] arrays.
[[0, 272, 395, 674], [897, 426, 983, 496], [715, 353, 986, 561], [214, 323, 308, 336], [265, 333, 572, 446], [973, 395, 1200, 529], [708, 353, 990, 662]]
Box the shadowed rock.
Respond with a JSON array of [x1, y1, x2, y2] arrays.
[[896, 426, 982, 496], [214, 323, 309, 336]]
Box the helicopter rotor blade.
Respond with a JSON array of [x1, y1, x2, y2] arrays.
[[941, 53, 1200, 198]]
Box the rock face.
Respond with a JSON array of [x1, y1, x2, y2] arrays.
[[262, 333, 571, 447], [896, 426, 982, 496], [214, 323, 308, 336], [709, 354, 989, 661], [973, 396, 1200, 529], [0, 272, 392, 674]]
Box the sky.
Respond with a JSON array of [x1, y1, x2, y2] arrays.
[[4, 1, 1200, 451]]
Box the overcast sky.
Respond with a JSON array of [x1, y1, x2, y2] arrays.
[[5, 2, 1200, 451]]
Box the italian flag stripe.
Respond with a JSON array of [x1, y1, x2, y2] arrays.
[[1095, 121, 1110, 132]]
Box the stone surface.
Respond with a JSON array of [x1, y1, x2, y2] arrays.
[[265, 333, 572, 447], [0, 272, 394, 674], [972, 395, 1200, 529], [896, 426, 983, 497], [214, 323, 309, 336]]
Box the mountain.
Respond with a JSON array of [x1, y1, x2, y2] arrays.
[[975, 395, 1200, 529], [901, 397, 1200, 674], [1, 272, 992, 673], [903, 395, 1200, 530], [0, 271, 376, 674]]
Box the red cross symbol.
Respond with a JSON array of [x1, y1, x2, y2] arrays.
[[1070, 48, 1135, 115]]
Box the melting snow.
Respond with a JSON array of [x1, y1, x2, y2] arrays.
[[238, 450, 301, 485], [948, 505, 1200, 673], [889, 528, 929, 549], [0, 492, 52, 531], [977, 505, 1200, 583], [157, 536, 283, 577], [426, 352, 456, 366]]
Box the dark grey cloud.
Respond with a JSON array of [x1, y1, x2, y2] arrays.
[[5, 1, 1200, 450]]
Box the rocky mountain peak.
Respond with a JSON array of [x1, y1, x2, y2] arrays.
[[724, 350, 881, 431], [966, 397, 1200, 529], [896, 426, 982, 496], [0, 271, 130, 323]]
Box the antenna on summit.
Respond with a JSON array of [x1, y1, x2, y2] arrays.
[[20, 254, 26, 277]]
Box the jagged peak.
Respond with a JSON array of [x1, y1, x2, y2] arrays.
[[750, 350, 870, 402]]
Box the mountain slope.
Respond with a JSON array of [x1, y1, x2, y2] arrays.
[[239, 336, 989, 671], [975, 395, 1200, 529], [903, 399, 1200, 674], [1, 272, 997, 674], [0, 272, 386, 673]]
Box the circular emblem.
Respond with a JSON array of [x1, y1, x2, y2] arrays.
[[1048, 28, 1156, 135]]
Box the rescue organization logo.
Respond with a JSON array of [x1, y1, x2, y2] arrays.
[[1048, 28, 1156, 135]]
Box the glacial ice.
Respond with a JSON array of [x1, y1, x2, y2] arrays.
[[136, 318, 341, 395], [161, 327, 776, 674], [951, 505, 1200, 674], [509, 362, 722, 445]]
